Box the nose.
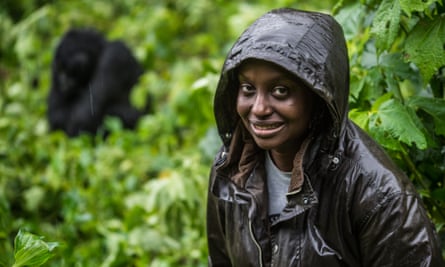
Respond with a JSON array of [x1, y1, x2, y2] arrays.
[[251, 93, 272, 117]]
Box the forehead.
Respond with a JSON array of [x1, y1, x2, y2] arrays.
[[238, 58, 296, 80]]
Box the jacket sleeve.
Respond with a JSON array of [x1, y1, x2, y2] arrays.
[[358, 192, 444, 267], [206, 165, 232, 267]]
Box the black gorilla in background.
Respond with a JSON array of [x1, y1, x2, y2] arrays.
[[48, 28, 150, 137]]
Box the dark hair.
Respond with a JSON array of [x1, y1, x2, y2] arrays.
[[310, 93, 331, 135]]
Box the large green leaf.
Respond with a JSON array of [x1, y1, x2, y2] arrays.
[[371, 0, 401, 52], [404, 15, 445, 83], [408, 96, 445, 136], [13, 230, 59, 267], [373, 99, 427, 149]]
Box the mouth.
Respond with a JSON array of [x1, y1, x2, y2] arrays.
[[250, 121, 285, 137]]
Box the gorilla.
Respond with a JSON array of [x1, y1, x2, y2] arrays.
[[47, 28, 150, 137]]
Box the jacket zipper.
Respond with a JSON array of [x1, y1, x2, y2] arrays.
[[248, 219, 263, 267]]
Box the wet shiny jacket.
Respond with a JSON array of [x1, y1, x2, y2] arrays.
[[207, 8, 444, 267]]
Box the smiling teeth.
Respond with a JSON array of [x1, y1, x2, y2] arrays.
[[253, 123, 281, 130]]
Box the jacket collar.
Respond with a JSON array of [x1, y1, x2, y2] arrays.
[[220, 121, 318, 195]]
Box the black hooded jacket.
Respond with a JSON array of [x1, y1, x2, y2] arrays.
[[207, 8, 443, 267]]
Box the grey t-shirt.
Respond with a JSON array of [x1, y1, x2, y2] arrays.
[[265, 151, 291, 221]]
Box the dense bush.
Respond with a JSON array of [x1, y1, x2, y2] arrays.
[[0, 0, 443, 265]]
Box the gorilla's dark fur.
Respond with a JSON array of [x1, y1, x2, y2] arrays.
[[48, 28, 149, 137]]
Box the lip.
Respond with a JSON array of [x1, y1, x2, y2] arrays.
[[249, 120, 285, 138]]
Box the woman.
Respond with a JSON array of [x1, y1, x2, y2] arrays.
[[206, 8, 443, 267]]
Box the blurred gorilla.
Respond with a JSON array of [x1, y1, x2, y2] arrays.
[[48, 28, 150, 137]]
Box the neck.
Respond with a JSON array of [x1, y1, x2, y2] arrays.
[[269, 150, 296, 172]]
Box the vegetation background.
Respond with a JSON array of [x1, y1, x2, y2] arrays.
[[0, 0, 444, 266]]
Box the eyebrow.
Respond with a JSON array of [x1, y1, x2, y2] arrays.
[[237, 72, 298, 86]]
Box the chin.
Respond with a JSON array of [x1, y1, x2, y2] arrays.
[[253, 139, 279, 151]]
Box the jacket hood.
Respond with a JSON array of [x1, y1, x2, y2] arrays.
[[214, 8, 349, 150]]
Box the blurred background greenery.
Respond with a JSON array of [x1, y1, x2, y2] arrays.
[[0, 0, 444, 266]]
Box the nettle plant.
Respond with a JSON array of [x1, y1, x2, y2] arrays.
[[336, 0, 445, 235]]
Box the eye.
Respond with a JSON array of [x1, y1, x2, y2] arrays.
[[272, 86, 289, 98], [239, 83, 255, 95]]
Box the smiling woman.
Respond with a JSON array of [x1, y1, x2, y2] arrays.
[[236, 59, 315, 171], [206, 7, 444, 267]]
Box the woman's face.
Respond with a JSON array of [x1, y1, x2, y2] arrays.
[[236, 59, 314, 155]]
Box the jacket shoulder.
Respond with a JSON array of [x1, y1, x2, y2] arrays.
[[338, 122, 419, 223], [342, 121, 414, 192]]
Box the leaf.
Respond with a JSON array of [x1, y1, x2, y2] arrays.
[[371, 92, 393, 112], [399, 0, 437, 17], [368, 115, 403, 151], [349, 109, 369, 130], [334, 3, 367, 40], [359, 67, 386, 104], [374, 99, 427, 149], [13, 230, 58, 267], [371, 0, 401, 52], [379, 52, 417, 81], [404, 15, 445, 83], [407, 96, 445, 136]]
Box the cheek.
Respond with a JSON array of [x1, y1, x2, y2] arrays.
[[236, 95, 249, 117], [292, 92, 314, 119], [285, 99, 312, 122]]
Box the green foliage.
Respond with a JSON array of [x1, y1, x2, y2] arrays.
[[336, 1, 445, 255], [372, 98, 427, 149], [0, 0, 443, 265], [371, 0, 401, 51], [405, 16, 445, 83], [408, 96, 445, 136]]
